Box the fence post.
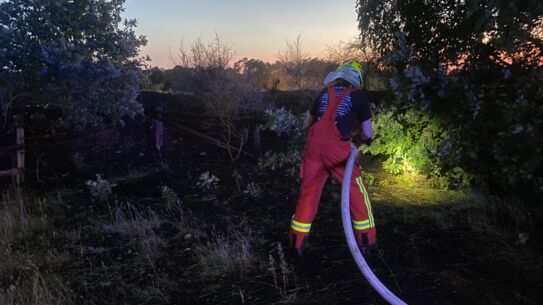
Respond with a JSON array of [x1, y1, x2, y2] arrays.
[[16, 127, 24, 184]]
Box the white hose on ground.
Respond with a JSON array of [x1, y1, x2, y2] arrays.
[[341, 145, 408, 305]]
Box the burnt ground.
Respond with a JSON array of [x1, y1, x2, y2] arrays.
[[2, 87, 542, 305], [6, 126, 542, 305]]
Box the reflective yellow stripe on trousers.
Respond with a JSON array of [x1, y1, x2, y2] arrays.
[[291, 218, 311, 233], [352, 219, 371, 230], [356, 177, 375, 228]]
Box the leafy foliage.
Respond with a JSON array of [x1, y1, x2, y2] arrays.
[[262, 108, 304, 139], [197, 171, 220, 191], [357, 0, 543, 203], [367, 107, 471, 189], [357, 0, 543, 70], [243, 182, 263, 200], [86, 174, 112, 202], [234, 58, 270, 90], [0, 0, 147, 129], [258, 108, 305, 177]]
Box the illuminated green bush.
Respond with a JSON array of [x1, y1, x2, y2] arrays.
[[366, 107, 471, 189]]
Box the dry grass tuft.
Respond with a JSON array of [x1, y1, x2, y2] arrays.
[[267, 243, 299, 303], [0, 189, 73, 305], [105, 202, 165, 264], [0, 270, 73, 305], [0, 188, 29, 243], [196, 223, 254, 279]]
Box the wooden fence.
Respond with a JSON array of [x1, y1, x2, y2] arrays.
[[0, 128, 25, 184]]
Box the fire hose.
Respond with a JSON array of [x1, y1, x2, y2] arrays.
[[341, 145, 408, 305]]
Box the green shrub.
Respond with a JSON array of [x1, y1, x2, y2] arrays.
[[357, 0, 543, 206], [366, 107, 471, 189], [0, 0, 146, 129], [362, 172, 376, 186]]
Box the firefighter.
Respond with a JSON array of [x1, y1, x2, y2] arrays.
[[289, 61, 376, 256]]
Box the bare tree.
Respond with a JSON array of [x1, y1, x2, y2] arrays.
[[324, 37, 382, 90], [173, 34, 256, 162], [277, 34, 314, 90], [325, 39, 361, 64], [203, 68, 250, 162], [173, 34, 233, 70]]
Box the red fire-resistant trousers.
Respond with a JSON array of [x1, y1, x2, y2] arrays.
[[289, 86, 376, 254]]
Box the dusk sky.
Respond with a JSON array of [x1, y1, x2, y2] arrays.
[[123, 0, 360, 68]]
